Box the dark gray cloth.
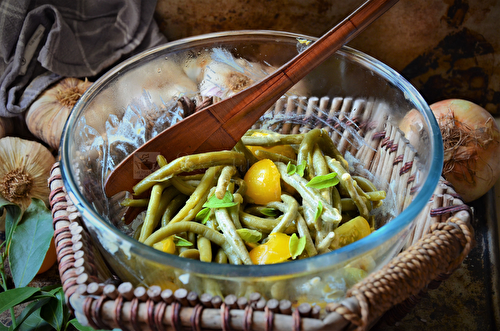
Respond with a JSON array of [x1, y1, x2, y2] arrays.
[[0, 0, 167, 117]]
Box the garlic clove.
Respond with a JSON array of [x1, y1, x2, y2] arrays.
[[0, 137, 55, 211], [26, 78, 93, 150]]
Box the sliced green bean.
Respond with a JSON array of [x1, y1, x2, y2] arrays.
[[229, 193, 243, 229], [316, 232, 335, 253], [215, 208, 253, 265], [138, 182, 169, 243], [324, 156, 350, 197], [341, 198, 358, 211], [161, 194, 188, 227], [216, 166, 237, 199], [241, 133, 304, 147], [169, 166, 220, 224], [312, 144, 332, 204], [267, 195, 298, 234], [352, 176, 377, 192], [233, 140, 259, 166], [365, 190, 386, 201], [297, 129, 322, 171], [214, 248, 228, 264], [144, 222, 225, 247], [276, 162, 341, 225], [296, 213, 317, 257], [239, 212, 297, 234], [120, 198, 149, 208], [171, 177, 196, 195], [342, 173, 369, 219], [331, 186, 342, 215], [254, 149, 296, 165], [197, 236, 212, 262], [179, 249, 200, 260], [133, 151, 245, 195], [317, 129, 349, 170]]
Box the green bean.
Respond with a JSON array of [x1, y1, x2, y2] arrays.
[[233, 140, 259, 166], [312, 144, 332, 204], [229, 193, 243, 229], [297, 129, 322, 171], [296, 213, 317, 257], [332, 186, 342, 215], [144, 222, 225, 247], [120, 198, 149, 208], [203, 279, 224, 298], [214, 248, 228, 264], [316, 232, 335, 253], [221, 242, 243, 265], [133, 151, 246, 195], [197, 236, 212, 262], [161, 194, 188, 227], [133, 223, 143, 241], [267, 195, 298, 234], [178, 174, 205, 181], [179, 249, 200, 260], [254, 149, 296, 165], [169, 166, 220, 224], [324, 156, 350, 197], [317, 129, 349, 170], [232, 178, 247, 196], [240, 133, 304, 147], [239, 212, 297, 234], [138, 182, 169, 243], [156, 154, 168, 167], [300, 202, 320, 232], [341, 198, 358, 211], [171, 177, 196, 195], [352, 176, 377, 192], [215, 208, 253, 265], [276, 162, 341, 225], [216, 166, 237, 199], [342, 173, 369, 219], [365, 190, 386, 201]]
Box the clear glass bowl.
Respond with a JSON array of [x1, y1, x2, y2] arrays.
[[60, 30, 443, 304]]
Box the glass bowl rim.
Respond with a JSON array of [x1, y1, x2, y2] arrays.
[[60, 29, 444, 278]]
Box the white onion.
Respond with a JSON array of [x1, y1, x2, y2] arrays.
[[401, 99, 500, 202]]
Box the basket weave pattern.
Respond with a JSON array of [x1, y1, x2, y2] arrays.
[[50, 96, 475, 330]]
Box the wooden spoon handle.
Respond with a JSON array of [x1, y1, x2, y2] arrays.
[[207, 0, 399, 141], [104, 0, 399, 197]]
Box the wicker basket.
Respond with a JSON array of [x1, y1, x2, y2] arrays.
[[50, 95, 475, 331]]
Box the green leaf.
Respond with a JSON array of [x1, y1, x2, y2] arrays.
[[40, 288, 66, 331], [236, 229, 262, 243], [203, 191, 238, 209], [0, 287, 40, 314], [0, 195, 22, 246], [296, 161, 306, 177], [306, 172, 339, 189], [14, 297, 52, 331], [286, 162, 296, 175], [40, 298, 63, 330], [173, 235, 193, 247], [69, 318, 108, 331], [260, 208, 278, 217], [314, 201, 323, 223], [195, 208, 211, 224], [10, 199, 54, 288], [289, 234, 306, 259]]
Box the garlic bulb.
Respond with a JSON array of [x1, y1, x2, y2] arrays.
[[0, 137, 55, 211], [26, 77, 92, 149]]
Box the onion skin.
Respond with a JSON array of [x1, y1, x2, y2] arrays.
[[430, 99, 500, 202]]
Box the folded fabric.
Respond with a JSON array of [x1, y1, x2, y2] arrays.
[[0, 0, 167, 117]]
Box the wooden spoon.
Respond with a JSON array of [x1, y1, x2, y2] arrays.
[[105, 0, 399, 197]]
